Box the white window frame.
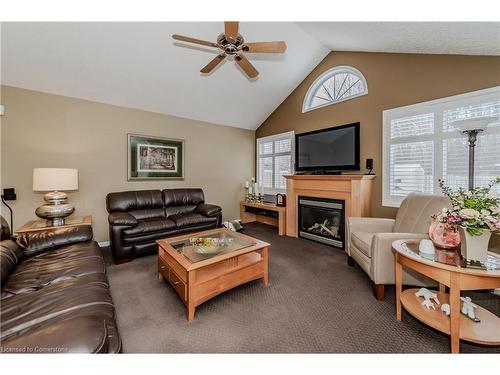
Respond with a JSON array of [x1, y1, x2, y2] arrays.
[[383, 86, 500, 207], [303, 65, 368, 113], [256, 131, 295, 194]]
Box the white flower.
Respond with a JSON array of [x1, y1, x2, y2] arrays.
[[488, 192, 499, 199], [481, 209, 490, 216], [459, 208, 480, 220], [491, 206, 500, 215]]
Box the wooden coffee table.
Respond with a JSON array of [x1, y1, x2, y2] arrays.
[[156, 228, 270, 321]]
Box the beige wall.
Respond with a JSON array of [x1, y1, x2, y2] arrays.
[[0, 86, 255, 242], [256, 52, 500, 219]]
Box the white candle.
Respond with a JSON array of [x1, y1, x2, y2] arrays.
[[249, 187, 253, 195], [255, 185, 259, 195], [245, 181, 249, 188]]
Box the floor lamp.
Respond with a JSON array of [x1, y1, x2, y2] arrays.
[[452, 117, 498, 190]]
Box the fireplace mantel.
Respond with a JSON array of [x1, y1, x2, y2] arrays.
[[284, 174, 375, 238]]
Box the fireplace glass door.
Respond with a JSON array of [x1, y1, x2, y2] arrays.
[[298, 197, 345, 248]]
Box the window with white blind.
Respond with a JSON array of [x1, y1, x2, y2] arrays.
[[383, 86, 500, 207], [257, 131, 294, 194]]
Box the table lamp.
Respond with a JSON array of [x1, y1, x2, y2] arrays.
[[33, 168, 79, 226], [452, 116, 497, 190]]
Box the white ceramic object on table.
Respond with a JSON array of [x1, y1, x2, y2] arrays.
[[419, 239, 436, 255], [441, 303, 450, 316], [415, 287, 441, 309], [458, 227, 491, 263], [460, 296, 480, 322]]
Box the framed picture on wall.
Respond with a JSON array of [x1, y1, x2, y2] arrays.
[[128, 134, 185, 180]]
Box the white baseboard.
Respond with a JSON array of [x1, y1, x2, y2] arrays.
[[98, 241, 110, 247]]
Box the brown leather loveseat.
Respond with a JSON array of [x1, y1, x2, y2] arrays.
[[0, 221, 121, 353], [106, 188, 222, 263]]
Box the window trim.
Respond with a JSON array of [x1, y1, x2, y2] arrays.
[[256, 131, 295, 194], [382, 85, 500, 208], [302, 65, 368, 113]]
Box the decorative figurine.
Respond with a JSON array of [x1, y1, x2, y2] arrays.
[[441, 303, 451, 316], [415, 288, 441, 309], [460, 297, 481, 322]]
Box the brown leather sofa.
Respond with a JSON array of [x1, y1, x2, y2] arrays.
[[0, 221, 121, 353], [106, 188, 222, 263]]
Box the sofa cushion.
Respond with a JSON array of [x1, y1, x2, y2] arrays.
[[0, 316, 109, 353], [351, 231, 374, 258], [1, 240, 25, 284], [2, 241, 105, 298], [165, 205, 197, 218], [171, 213, 217, 228], [0, 273, 118, 353], [162, 188, 205, 207], [122, 218, 176, 237], [106, 189, 164, 212]]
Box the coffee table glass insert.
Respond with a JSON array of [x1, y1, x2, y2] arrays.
[[401, 241, 500, 271], [170, 231, 256, 263]]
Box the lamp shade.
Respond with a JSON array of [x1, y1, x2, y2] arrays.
[[33, 168, 79, 191], [452, 116, 498, 132]]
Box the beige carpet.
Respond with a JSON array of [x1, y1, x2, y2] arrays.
[[105, 223, 499, 353]]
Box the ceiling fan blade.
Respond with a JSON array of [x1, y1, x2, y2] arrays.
[[235, 54, 259, 79], [172, 34, 218, 48], [200, 53, 226, 74], [242, 41, 287, 53], [224, 21, 239, 41]]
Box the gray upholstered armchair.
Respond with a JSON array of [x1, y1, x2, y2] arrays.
[[346, 193, 450, 300]]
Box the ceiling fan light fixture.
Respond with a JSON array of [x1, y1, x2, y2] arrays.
[[172, 21, 287, 79]]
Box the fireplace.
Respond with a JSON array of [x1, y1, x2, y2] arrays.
[[298, 196, 345, 248]]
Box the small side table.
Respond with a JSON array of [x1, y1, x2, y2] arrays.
[[392, 239, 500, 353], [15, 215, 92, 235], [240, 201, 286, 236]]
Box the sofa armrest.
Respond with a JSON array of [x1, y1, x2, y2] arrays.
[[108, 212, 138, 227], [195, 204, 222, 217], [14, 225, 94, 258], [370, 232, 428, 285]]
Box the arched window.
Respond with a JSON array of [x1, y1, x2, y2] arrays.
[[303, 66, 368, 112]]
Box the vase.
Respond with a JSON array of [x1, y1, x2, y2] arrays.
[[458, 227, 491, 263], [428, 220, 461, 249]]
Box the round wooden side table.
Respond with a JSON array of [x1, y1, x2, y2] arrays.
[[392, 239, 500, 353]]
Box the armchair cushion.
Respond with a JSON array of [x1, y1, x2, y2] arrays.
[[108, 212, 138, 227], [195, 203, 222, 217], [15, 225, 93, 258]]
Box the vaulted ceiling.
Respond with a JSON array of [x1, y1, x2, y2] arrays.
[[2, 22, 499, 130], [0, 22, 329, 130]]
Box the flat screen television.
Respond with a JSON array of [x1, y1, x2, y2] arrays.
[[295, 122, 360, 172]]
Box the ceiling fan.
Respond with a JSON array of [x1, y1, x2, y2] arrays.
[[172, 22, 287, 79]]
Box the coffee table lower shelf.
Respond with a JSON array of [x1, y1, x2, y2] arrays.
[[401, 289, 500, 346]]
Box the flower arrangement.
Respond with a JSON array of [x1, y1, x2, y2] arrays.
[[433, 177, 500, 236]]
